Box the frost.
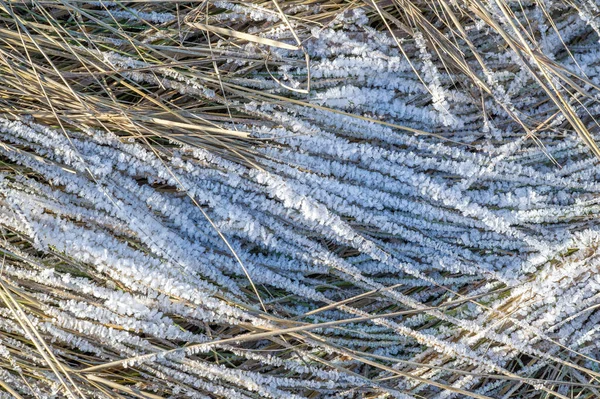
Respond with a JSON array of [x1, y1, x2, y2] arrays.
[[1, 1, 600, 397]]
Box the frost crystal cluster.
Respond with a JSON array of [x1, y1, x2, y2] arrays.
[[1, 1, 600, 398]]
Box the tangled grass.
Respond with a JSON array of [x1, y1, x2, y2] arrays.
[[2, 0, 600, 398]]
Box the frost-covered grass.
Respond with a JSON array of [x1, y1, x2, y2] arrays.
[[1, 0, 600, 398]]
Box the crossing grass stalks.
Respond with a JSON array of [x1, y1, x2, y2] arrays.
[[2, 1, 600, 398]]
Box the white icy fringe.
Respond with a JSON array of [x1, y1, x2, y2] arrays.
[[1, 2, 600, 398]]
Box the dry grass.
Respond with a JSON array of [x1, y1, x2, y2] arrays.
[[0, 1, 600, 398]]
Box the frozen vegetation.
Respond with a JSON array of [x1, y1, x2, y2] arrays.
[[1, 0, 600, 398]]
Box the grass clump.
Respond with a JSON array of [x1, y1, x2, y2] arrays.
[[1, 1, 600, 398]]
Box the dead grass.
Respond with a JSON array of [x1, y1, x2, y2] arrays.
[[0, 1, 600, 398]]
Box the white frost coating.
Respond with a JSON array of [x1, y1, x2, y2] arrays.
[[1, 1, 600, 398]]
